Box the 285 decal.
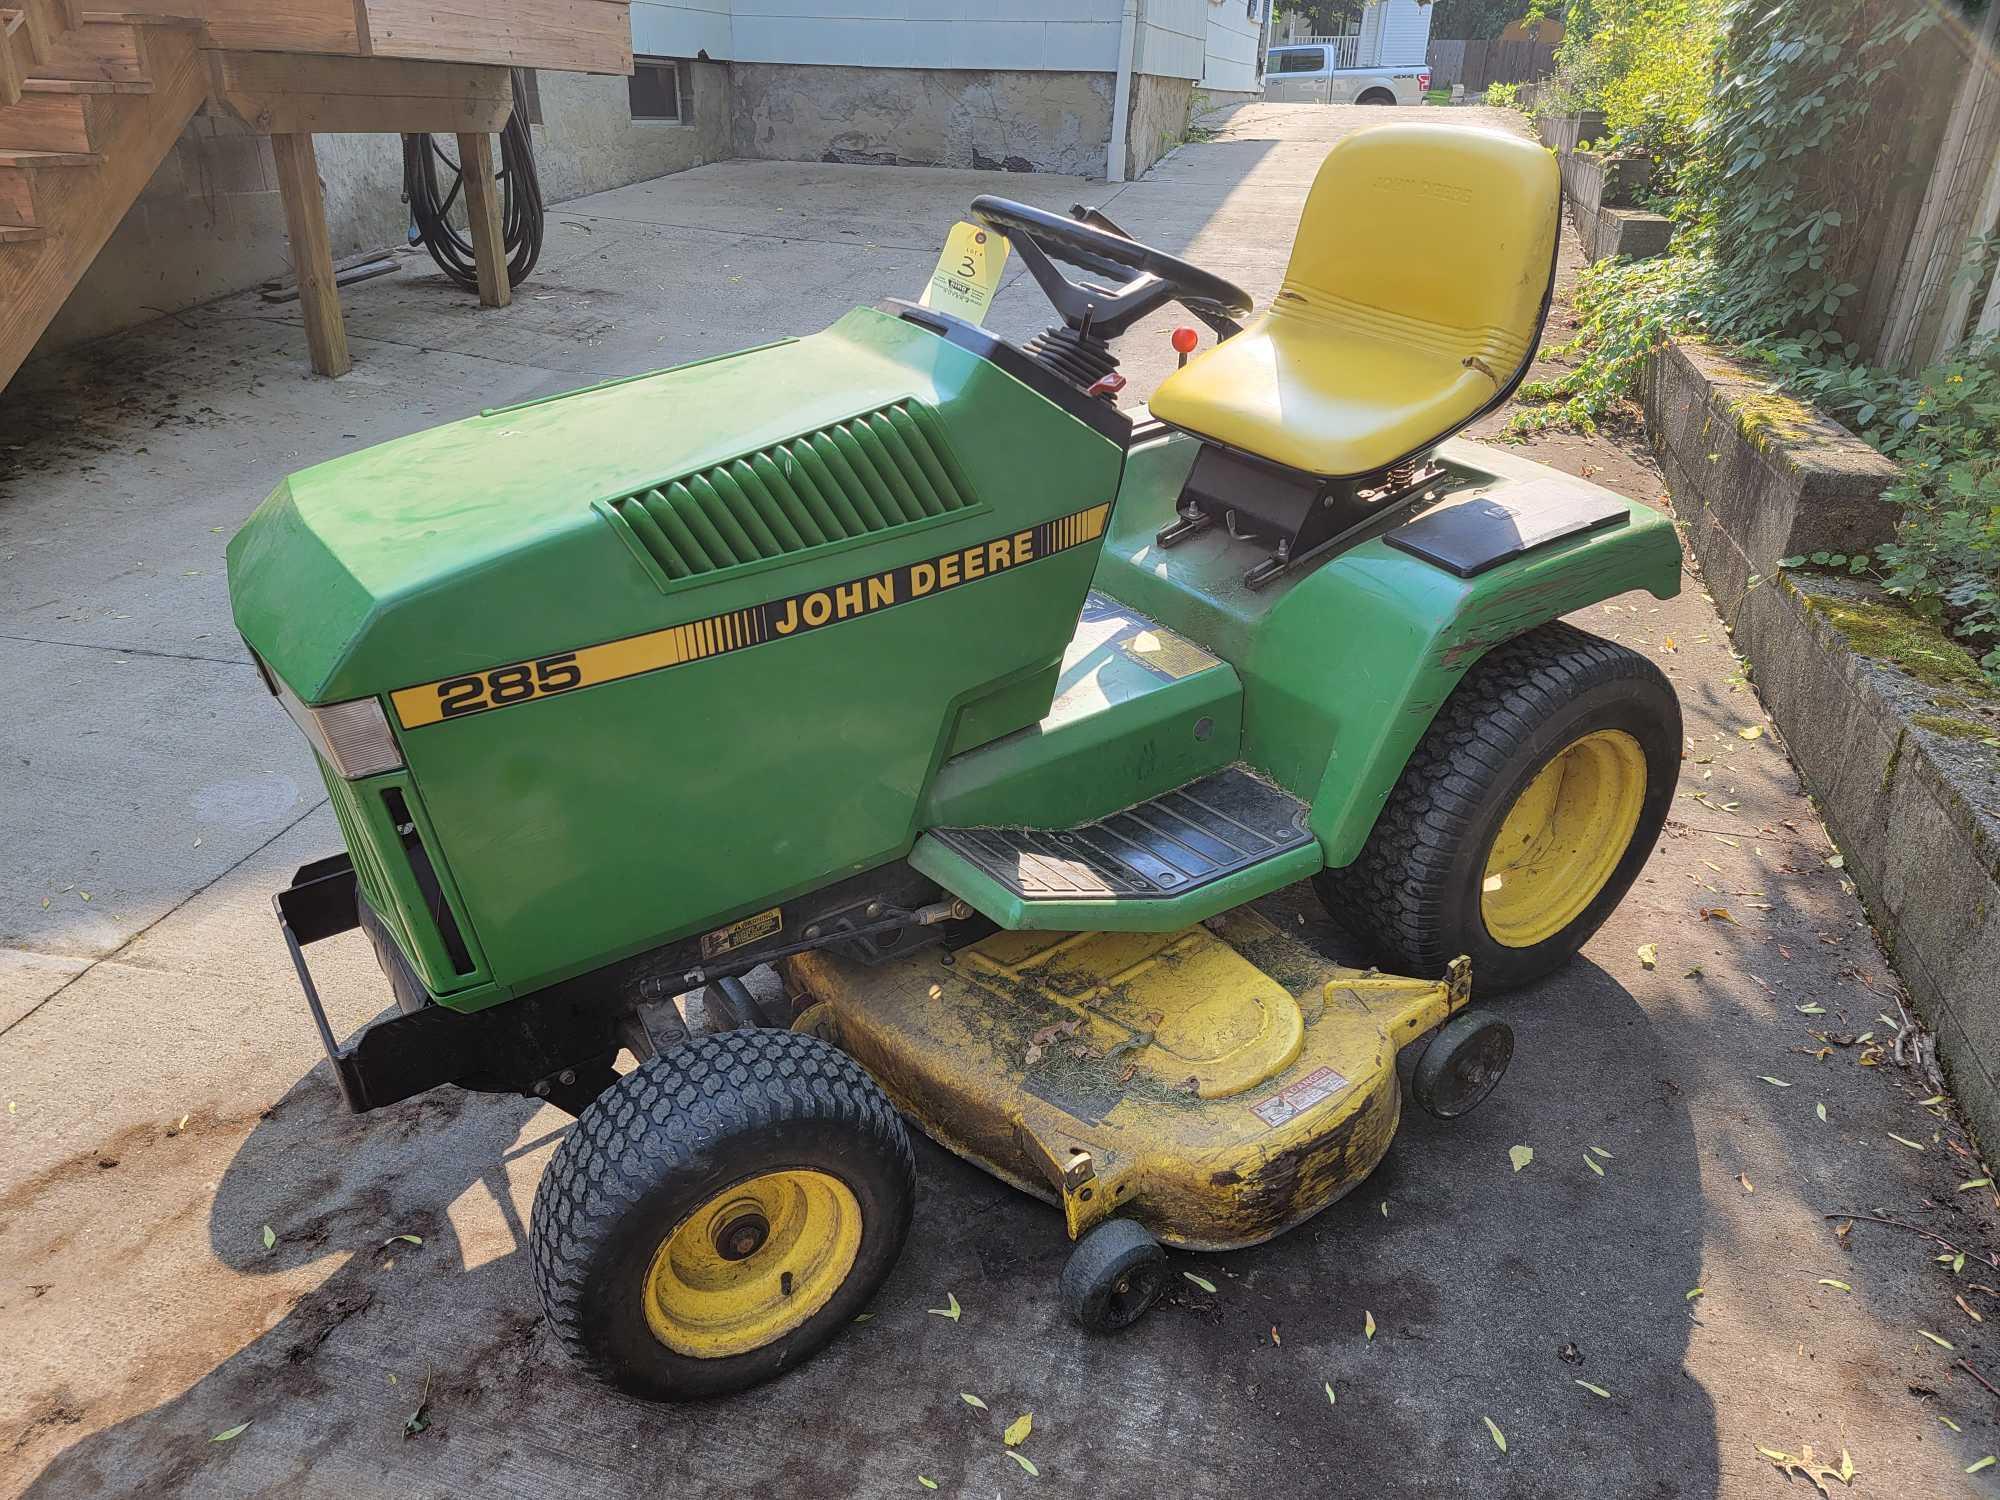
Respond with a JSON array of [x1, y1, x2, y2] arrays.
[[433, 652, 582, 718]]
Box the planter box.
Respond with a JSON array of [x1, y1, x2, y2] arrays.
[[1567, 148, 1653, 209], [1642, 337, 2000, 1150], [1536, 107, 1604, 156], [1574, 203, 1671, 264]]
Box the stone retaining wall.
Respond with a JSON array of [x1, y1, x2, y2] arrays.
[[1642, 338, 2000, 1148]]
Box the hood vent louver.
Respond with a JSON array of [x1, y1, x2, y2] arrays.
[[603, 400, 976, 585]]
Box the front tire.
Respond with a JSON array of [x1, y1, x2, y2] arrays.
[[1316, 622, 1678, 992], [530, 1029, 914, 1401]]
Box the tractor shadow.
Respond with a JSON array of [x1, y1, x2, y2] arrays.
[[19, 908, 1721, 1500]]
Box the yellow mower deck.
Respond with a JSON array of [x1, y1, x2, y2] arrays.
[[785, 910, 1470, 1251]]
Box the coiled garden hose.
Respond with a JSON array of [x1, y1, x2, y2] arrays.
[[400, 70, 544, 292]]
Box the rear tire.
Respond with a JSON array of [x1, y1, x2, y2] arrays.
[[530, 1029, 914, 1400], [1357, 89, 1397, 105], [1315, 622, 1678, 992]]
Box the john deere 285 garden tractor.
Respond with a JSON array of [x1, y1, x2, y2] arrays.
[[231, 123, 1681, 1400]]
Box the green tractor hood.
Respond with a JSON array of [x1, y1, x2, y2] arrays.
[[228, 308, 1013, 704]]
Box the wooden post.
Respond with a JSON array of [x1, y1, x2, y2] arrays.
[[270, 132, 351, 377], [456, 131, 511, 309]]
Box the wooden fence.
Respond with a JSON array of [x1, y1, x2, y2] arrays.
[[1425, 38, 1558, 92]]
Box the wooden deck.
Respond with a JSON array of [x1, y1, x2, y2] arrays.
[[0, 0, 632, 389]]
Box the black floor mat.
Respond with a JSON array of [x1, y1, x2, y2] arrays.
[[930, 766, 1311, 900]]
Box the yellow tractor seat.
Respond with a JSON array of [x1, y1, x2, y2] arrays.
[[1149, 123, 1560, 480]]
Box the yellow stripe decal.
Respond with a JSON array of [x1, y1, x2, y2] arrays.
[[389, 502, 1113, 729]]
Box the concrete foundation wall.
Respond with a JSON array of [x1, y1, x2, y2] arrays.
[[729, 62, 1113, 174], [1125, 71, 1195, 181], [36, 63, 732, 359], [1642, 336, 2000, 1149]]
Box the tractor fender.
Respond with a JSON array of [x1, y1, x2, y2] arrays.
[[1297, 499, 1682, 867]]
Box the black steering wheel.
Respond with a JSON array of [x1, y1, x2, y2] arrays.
[[970, 196, 1253, 340]]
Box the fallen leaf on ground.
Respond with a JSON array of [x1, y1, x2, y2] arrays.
[[1796, 1003, 1826, 1016], [1509, 1145, 1534, 1172], [1738, 1173, 1755, 1193], [960, 1393, 987, 1410], [1754, 1444, 1855, 1494], [1760, 1076, 1793, 1087], [1575, 1380, 1611, 1398], [1888, 1134, 1926, 1151], [381, 1234, 423, 1248], [1941, 1414, 1962, 1432], [1638, 943, 1658, 969], [1739, 725, 1765, 739], [1817, 1103, 1828, 1122], [402, 1366, 434, 1439], [1585, 1154, 1605, 1177], [1818, 1279, 1851, 1291], [261, 1224, 276, 1250], [1483, 1416, 1507, 1452], [1826, 853, 1845, 868], [1970, 1457, 1996, 1475], [1005, 1451, 1038, 1476], [919, 1478, 938, 1491], [1920, 1330, 1955, 1349], [1957, 1294, 1984, 1323], [928, 1292, 962, 1321], [1003, 1413, 1032, 1447], [1701, 906, 1739, 925], [1960, 1178, 1993, 1192], [210, 1423, 249, 1443], [1687, 1287, 1706, 1301], [1183, 1272, 1216, 1294], [1364, 1310, 1376, 1341], [1324, 1382, 1337, 1406], [1590, 1145, 1614, 1159]]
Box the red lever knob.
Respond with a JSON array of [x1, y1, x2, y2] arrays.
[[1171, 326, 1199, 354]]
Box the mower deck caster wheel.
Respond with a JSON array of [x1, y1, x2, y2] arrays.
[[1412, 1008, 1513, 1120], [1060, 1218, 1168, 1333]]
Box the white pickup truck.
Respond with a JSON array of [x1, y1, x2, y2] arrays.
[[1264, 42, 1430, 105]]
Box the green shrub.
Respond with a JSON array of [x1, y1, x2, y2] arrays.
[[1484, 80, 1522, 108]]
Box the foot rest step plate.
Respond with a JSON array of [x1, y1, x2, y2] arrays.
[[931, 766, 1311, 901]]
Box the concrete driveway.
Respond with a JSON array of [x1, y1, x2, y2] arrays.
[[3, 103, 1996, 1498]]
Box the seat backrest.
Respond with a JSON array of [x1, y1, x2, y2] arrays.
[[1278, 123, 1559, 376]]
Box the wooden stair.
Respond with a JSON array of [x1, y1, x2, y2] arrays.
[[0, 6, 203, 388]]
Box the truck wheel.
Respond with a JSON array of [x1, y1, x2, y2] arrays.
[[530, 1029, 914, 1400], [1316, 622, 1678, 992]]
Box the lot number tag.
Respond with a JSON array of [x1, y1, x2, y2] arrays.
[[921, 222, 1009, 326]]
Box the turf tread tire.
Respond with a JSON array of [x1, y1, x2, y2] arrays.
[[1315, 621, 1678, 992], [530, 1028, 914, 1400]]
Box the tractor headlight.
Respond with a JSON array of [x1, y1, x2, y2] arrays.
[[269, 671, 403, 780]]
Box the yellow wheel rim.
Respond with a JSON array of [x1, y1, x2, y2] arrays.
[[1481, 729, 1647, 949], [642, 1169, 862, 1359]]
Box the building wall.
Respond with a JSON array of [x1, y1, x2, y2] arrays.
[[635, 0, 1124, 70], [1134, 0, 1207, 80], [1125, 70, 1195, 180], [35, 64, 731, 359], [1204, 1, 1268, 95], [1373, 0, 1432, 66], [730, 63, 1113, 174]]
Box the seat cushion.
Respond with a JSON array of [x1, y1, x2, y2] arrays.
[[1150, 305, 1503, 478], [1149, 122, 1559, 480]]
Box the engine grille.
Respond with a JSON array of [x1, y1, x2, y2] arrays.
[[602, 400, 976, 583]]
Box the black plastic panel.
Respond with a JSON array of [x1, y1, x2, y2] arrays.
[[933, 765, 1311, 900], [1385, 486, 1630, 578]]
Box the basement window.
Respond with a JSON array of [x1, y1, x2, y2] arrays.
[[629, 57, 689, 123]]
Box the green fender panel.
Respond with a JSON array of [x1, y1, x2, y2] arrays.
[[1093, 428, 1683, 868]]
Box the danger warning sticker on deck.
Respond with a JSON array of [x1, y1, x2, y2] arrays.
[[1250, 1065, 1349, 1129]]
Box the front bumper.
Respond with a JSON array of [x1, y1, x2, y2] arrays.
[[273, 854, 624, 1112]]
